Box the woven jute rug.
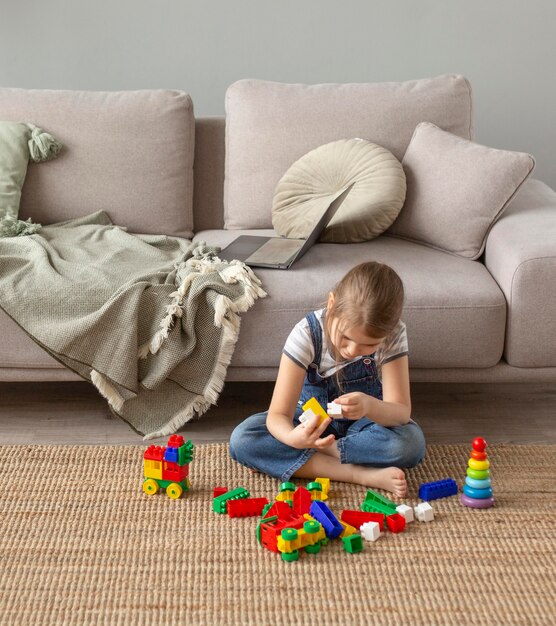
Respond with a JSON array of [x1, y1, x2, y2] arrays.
[[0, 443, 555, 625]]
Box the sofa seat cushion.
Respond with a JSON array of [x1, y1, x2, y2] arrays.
[[193, 231, 506, 369]]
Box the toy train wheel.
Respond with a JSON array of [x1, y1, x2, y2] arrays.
[[166, 482, 183, 499], [143, 478, 159, 495]]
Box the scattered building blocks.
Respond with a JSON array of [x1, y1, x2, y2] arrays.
[[302, 397, 330, 426], [213, 487, 250, 513], [142, 435, 194, 499], [340, 510, 384, 531], [461, 437, 495, 509], [314, 477, 330, 499], [361, 489, 398, 516], [396, 504, 414, 523], [264, 501, 293, 519], [342, 534, 364, 553], [327, 401, 343, 417], [418, 478, 458, 501], [213, 487, 227, 498], [277, 520, 326, 560], [339, 520, 358, 537], [385, 513, 406, 533], [307, 481, 323, 500], [228, 497, 269, 518], [276, 481, 296, 502], [292, 486, 312, 516], [360, 521, 381, 542], [310, 500, 343, 539], [414, 502, 434, 522]]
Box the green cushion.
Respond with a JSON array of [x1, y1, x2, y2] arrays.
[[0, 121, 61, 237]]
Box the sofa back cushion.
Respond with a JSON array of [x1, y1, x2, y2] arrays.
[[224, 74, 473, 230], [0, 88, 195, 238]]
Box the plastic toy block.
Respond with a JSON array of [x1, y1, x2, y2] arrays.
[[144, 459, 163, 480], [418, 478, 458, 501], [306, 481, 323, 500], [386, 513, 406, 533], [342, 534, 364, 553], [144, 445, 165, 462], [361, 493, 397, 516], [213, 487, 228, 498], [167, 434, 184, 448], [314, 477, 330, 497], [277, 520, 326, 557], [177, 440, 194, 466], [327, 401, 343, 417], [299, 408, 317, 427], [340, 510, 384, 530], [396, 504, 414, 523], [264, 501, 293, 520], [293, 486, 313, 516], [228, 497, 269, 518], [310, 500, 343, 539], [414, 502, 434, 522], [276, 481, 296, 501], [213, 487, 250, 514], [257, 514, 306, 553], [162, 462, 188, 482], [143, 477, 189, 498], [340, 520, 358, 537], [164, 447, 179, 463], [362, 489, 397, 511], [302, 397, 329, 426], [360, 521, 381, 542]]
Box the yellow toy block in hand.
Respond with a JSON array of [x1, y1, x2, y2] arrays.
[[302, 397, 330, 426]]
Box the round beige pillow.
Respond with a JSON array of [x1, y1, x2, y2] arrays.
[[272, 138, 406, 243]]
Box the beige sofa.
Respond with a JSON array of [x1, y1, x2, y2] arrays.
[[1, 76, 555, 384]]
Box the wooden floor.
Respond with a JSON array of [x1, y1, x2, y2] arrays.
[[1, 381, 555, 446]]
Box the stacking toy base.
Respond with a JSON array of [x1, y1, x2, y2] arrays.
[[461, 493, 495, 509]]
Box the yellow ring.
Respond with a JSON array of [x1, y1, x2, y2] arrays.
[[469, 458, 490, 471]]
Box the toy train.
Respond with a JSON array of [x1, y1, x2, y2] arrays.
[[142, 434, 194, 499]]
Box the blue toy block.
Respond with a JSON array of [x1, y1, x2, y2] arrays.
[[309, 500, 343, 539], [164, 447, 179, 463], [418, 478, 458, 501]]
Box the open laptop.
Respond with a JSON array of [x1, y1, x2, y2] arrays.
[[218, 183, 354, 269]]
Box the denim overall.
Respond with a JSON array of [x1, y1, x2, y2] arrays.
[[229, 311, 426, 482]]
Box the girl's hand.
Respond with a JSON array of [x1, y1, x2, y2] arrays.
[[285, 413, 336, 450], [334, 392, 371, 420]]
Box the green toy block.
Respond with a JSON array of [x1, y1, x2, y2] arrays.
[[178, 440, 194, 466], [342, 534, 364, 553], [361, 489, 397, 516], [213, 487, 250, 513]]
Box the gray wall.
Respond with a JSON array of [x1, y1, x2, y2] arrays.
[[1, 0, 554, 188]]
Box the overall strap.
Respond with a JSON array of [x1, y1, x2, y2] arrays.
[[305, 311, 323, 369]]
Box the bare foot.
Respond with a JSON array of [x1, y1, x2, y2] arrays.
[[356, 466, 407, 499]]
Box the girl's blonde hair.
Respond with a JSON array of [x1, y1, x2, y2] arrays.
[[324, 261, 404, 365]]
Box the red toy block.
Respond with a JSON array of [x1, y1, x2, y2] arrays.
[[258, 514, 306, 553], [264, 501, 293, 520], [162, 463, 189, 482], [144, 445, 165, 461], [385, 513, 406, 533], [340, 510, 384, 530], [167, 434, 185, 448], [213, 487, 228, 498], [293, 486, 312, 515], [228, 497, 269, 518]]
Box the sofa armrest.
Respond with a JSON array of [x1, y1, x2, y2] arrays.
[[484, 179, 556, 367]]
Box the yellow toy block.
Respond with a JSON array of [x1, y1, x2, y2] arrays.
[[144, 459, 162, 480], [302, 397, 329, 426], [315, 477, 330, 497], [277, 521, 326, 554], [340, 520, 358, 537], [275, 490, 294, 502]]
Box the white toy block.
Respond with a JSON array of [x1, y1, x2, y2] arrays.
[[299, 408, 317, 427], [414, 502, 434, 522], [327, 402, 343, 417], [360, 521, 381, 542], [396, 504, 414, 523]]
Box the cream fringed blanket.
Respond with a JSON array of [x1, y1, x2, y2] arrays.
[[0, 211, 266, 438]]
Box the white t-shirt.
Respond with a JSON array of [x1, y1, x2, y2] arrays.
[[283, 309, 408, 380]]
